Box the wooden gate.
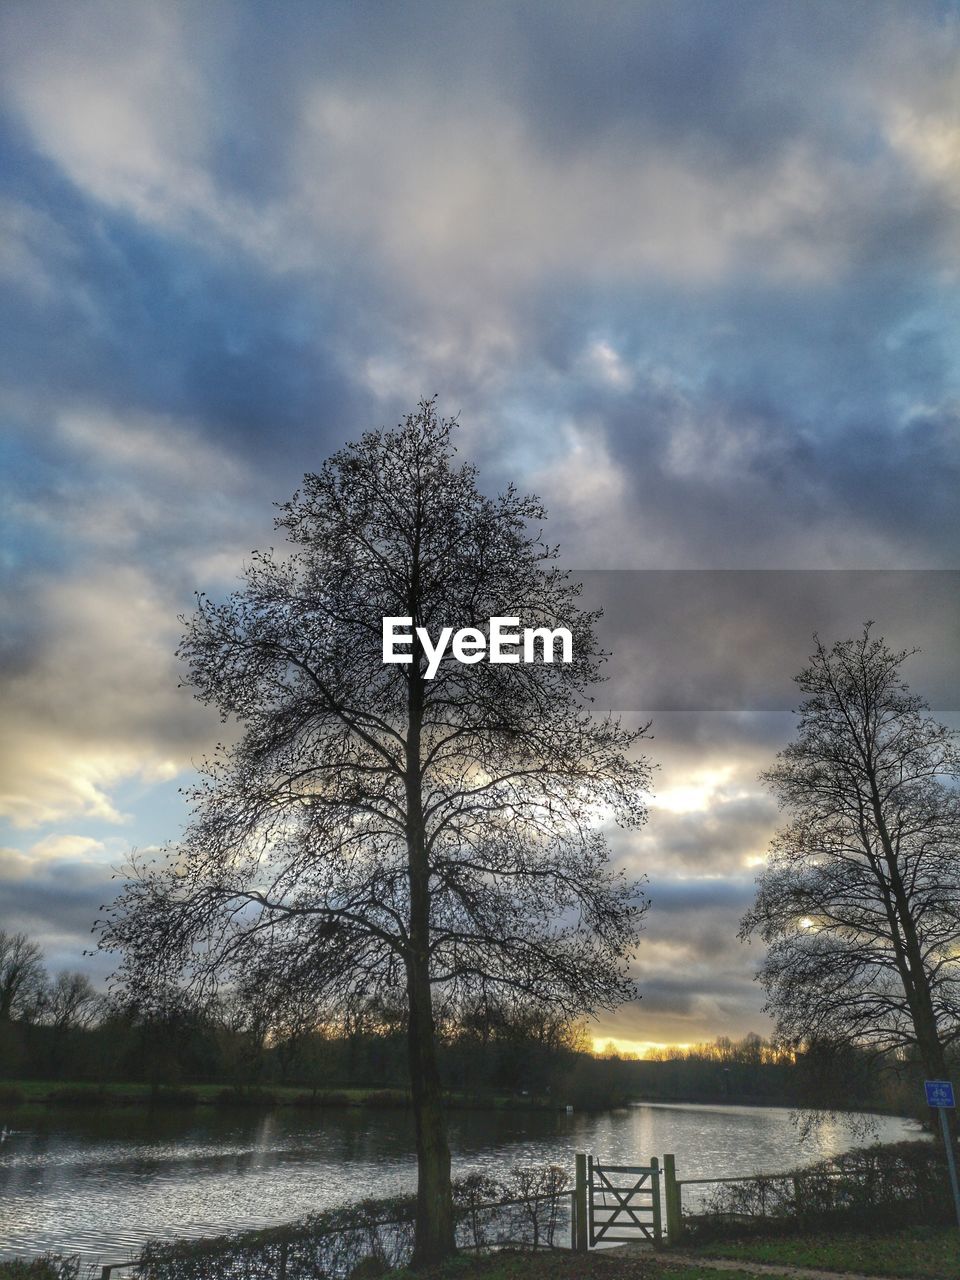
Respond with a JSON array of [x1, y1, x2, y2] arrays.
[[588, 1155, 662, 1245]]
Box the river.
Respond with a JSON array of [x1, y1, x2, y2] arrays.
[[0, 1102, 921, 1261]]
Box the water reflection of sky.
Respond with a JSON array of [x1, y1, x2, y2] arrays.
[[0, 1105, 922, 1262]]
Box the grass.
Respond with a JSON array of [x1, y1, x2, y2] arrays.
[[391, 1253, 758, 1280], [691, 1224, 960, 1277], [377, 1231, 960, 1279], [0, 1256, 757, 1280], [0, 1079, 560, 1111], [9, 1238, 957, 1280]]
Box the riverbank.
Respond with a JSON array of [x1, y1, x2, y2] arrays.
[[0, 1080, 565, 1112], [404, 1232, 960, 1279], [393, 1230, 960, 1279], [686, 1225, 960, 1278], [0, 1080, 917, 1122], [6, 1230, 957, 1280]]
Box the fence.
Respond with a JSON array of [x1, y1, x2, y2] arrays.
[[88, 1143, 949, 1277], [96, 1174, 576, 1279], [666, 1140, 951, 1242], [101, 1154, 672, 1276]]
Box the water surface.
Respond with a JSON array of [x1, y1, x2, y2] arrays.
[[0, 1102, 921, 1261]]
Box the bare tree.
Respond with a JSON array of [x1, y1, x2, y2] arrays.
[[741, 626, 960, 1115], [0, 930, 46, 1022], [100, 402, 652, 1265], [43, 971, 101, 1032]]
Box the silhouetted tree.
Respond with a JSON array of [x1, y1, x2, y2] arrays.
[[742, 627, 960, 1130], [0, 930, 46, 1022], [43, 971, 100, 1032], [100, 402, 652, 1265]]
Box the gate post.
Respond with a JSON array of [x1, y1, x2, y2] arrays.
[[663, 1153, 682, 1243], [650, 1156, 663, 1245], [575, 1152, 589, 1252]]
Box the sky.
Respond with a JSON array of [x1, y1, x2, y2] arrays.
[[1, 0, 958, 1055]]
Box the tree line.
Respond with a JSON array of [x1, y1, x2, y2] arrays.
[[0, 937, 916, 1118], [0, 930, 99, 1078]]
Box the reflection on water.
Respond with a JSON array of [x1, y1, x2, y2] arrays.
[[0, 1102, 921, 1261]]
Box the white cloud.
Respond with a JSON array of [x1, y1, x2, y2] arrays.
[[28, 834, 108, 860], [529, 421, 645, 566], [581, 339, 633, 391], [57, 408, 245, 491], [294, 87, 858, 298], [0, 565, 208, 829]]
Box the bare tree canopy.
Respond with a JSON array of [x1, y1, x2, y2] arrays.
[[741, 626, 960, 1090], [42, 971, 100, 1032], [0, 930, 46, 1022], [99, 401, 652, 1265]]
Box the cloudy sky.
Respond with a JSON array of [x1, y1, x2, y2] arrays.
[[1, 0, 958, 1054]]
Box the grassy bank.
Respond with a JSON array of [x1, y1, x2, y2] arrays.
[[0, 1254, 758, 1280], [0, 1078, 565, 1112], [690, 1225, 960, 1278], [392, 1254, 753, 1280], [6, 1232, 958, 1280]]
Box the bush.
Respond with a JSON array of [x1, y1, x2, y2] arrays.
[[291, 1091, 352, 1108], [0, 1084, 25, 1107], [44, 1086, 109, 1107], [359, 1090, 410, 1109], [685, 1140, 950, 1241], [134, 1166, 573, 1278], [150, 1087, 198, 1107], [0, 1254, 86, 1280], [213, 1086, 276, 1108], [137, 1196, 418, 1280]]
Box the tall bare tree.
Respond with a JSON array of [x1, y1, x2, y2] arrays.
[[742, 626, 960, 1118], [100, 402, 652, 1265]]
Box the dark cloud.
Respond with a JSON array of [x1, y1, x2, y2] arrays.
[[647, 879, 756, 915], [0, 850, 116, 975], [583, 571, 960, 713]]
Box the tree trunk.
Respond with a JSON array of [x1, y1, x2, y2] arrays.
[[405, 612, 456, 1266], [406, 951, 455, 1265]]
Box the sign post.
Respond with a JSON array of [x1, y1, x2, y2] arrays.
[[925, 1080, 960, 1229]]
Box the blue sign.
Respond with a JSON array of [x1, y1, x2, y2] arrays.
[[925, 1080, 955, 1108]]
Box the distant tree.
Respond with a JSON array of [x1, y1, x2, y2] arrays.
[[741, 627, 960, 1125], [43, 971, 100, 1032], [100, 401, 652, 1265], [0, 930, 46, 1022]]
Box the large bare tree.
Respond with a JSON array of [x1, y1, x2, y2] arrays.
[[742, 627, 960, 1123], [100, 402, 652, 1265]]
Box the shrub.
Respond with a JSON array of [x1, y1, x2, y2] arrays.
[[133, 1166, 572, 1277], [44, 1087, 109, 1108], [213, 1086, 276, 1108], [685, 1139, 950, 1241], [291, 1091, 352, 1108], [359, 1090, 410, 1109], [0, 1254, 86, 1280], [0, 1084, 25, 1107], [150, 1087, 199, 1107], [137, 1196, 417, 1280]]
